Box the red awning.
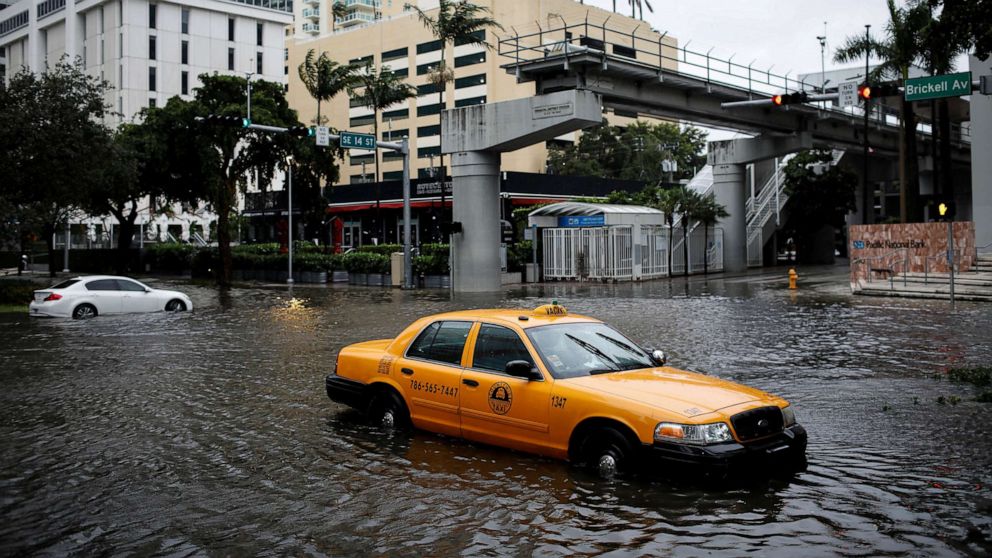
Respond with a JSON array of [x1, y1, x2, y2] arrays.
[[326, 203, 374, 213], [327, 200, 451, 213]]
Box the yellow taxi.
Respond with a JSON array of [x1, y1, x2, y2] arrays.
[[325, 303, 807, 479]]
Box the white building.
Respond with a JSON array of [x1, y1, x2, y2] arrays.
[[0, 0, 293, 244]]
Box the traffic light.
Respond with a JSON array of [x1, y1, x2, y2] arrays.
[[858, 82, 900, 101], [771, 91, 809, 106], [203, 114, 250, 127], [287, 126, 315, 137]]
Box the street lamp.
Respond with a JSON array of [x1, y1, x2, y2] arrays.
[[286, 155, 294, 285]]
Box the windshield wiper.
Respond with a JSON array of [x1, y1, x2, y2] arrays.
[[565, 333, 620, 371], [595, 332, 645, 357]]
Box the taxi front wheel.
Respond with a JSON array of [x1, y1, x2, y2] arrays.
[[581, 427, 633, 480], [367, 390, 410, 430]]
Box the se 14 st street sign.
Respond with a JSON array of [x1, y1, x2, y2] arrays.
[[339, 131, 377, 149], [904, 72, 971, 102]]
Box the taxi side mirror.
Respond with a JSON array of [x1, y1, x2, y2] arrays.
[[505, 360, 542, 381], [649, 349, 667, 366]]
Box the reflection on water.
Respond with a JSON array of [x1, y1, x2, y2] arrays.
[[1, 275, 990, 556]]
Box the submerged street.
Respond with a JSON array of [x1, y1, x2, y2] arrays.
[[1, 273, 991, 556]]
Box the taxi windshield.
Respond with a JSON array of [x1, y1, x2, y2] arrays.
[[526, 322, 655, 379]]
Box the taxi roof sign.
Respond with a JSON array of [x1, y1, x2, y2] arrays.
[[534, 303, 568, 317]]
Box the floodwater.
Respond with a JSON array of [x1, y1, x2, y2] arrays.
[[1, 270, 991, 556]]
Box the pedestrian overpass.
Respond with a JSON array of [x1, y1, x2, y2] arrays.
[[440, 16, 972, 291]]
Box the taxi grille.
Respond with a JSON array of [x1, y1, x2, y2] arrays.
[[731, 406, 784, 441]]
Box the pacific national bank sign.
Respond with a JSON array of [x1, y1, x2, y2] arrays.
[[848, 222, 975, 286]]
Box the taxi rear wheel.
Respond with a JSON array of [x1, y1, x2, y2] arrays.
[[367, 390, 410, 430], [581, 427, 633, 480]]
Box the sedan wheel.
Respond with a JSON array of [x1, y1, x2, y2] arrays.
[[165, 299, 187, 312], [367, 391, 410, 430], [72, 304, 97, 320], [582, 427, 633, 480]]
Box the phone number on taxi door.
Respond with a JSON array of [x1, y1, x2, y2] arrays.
[[410, 380, 458, 398]]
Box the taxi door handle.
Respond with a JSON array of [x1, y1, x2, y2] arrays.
[[401, 368, 414, 376], [462, 379, 479, 387]]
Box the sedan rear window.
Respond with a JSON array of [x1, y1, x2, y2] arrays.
[[51, 279, 80, 289], [85, 279, 119, 291]]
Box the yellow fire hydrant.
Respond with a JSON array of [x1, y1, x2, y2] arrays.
[[788, 268, 799, 290]]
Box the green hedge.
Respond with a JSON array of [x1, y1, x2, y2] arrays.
[[340, 251, 390, 274], [413, 254, 449, 275], [189, 248, 343, 277], [506, 241, 532, 273], [146, 244, 198, 273], [356, 243, 402, 256], [0, 280, 37, 305]]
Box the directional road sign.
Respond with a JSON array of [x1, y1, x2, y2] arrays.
[[905, 72, 972, 102], [339, 131, 377, 149], [839, 81, 859, 107], [315, 126, 330, 147]]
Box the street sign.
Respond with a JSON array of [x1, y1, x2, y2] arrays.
[[839, 80, 859, 107], [315, 126, 330, 147], [905, 72, 972, 102], [339, 131, 377, 149]]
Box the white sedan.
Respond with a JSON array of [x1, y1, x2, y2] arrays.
[[29, 276, 193, 319]]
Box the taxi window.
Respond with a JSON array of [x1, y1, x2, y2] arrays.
[[406, 321, 472, 366], [85, 279, 119, 291], [472, 324, 533, 373]]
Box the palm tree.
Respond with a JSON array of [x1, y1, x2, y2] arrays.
[[695, 193, 729, 275], [407, 0, 503, 183], [330, 1, 347, 34], [297, 49, 357, 126], [350, 62, 416, 239], [834, 0, 929, 223], [627, 0, 654, 20], [676, 188, 704, 276]]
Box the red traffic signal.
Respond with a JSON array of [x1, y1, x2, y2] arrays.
[[858, 83, 872, 100], [771, 91, 809, 106], [858, 82, 900, 101]]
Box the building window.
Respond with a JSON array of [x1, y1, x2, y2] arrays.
[[454, 52, 486, 68], [455, 96, 486, 108], [384, 67, 408, 78], [382, 108, 408, 120], [149, 97, 156, 108], [382, 47, 407, 62], [381, 128, 408, 141], [418, 146, 441, 159], [416, 39, 442, 54], [417, 103, 444, 117], [181, 8, 189, 34], [417, 83, 439, 96], [181, 71, 188, 95], [454, 30, 485, 46], [349, 115, 375, 127], [416, 62, 439, 76], [256, 22, 263, 46], [350, 154, 374, 166], [149, 35, 156, 60], [348, 55, 373, 66], [455, 73, 486, 88], [149, 66, 156, 91], [383, 171, 403, 181], [228, 47, 234, 71], [148, 4, 156, 29], [181, 40, 188, 64], [228, 18, 235, 41], [256, 53, 262, 74], [417, 124, 440, 137]]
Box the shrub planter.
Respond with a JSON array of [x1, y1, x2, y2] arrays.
[[367, 273, 385, 286], [350, 273, 368, 285], [332, 271, 349, 283], [300, 271, 327, 284], [420, 275, 450, 289]]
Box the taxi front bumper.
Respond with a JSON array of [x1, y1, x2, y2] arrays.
[[647, 424, 807, 476]]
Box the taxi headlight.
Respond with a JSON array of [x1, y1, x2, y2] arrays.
[[654, 422, 732, 445], [781, 405, 796, 427]]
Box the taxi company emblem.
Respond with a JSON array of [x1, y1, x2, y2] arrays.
[[488, 382, 513, 415]]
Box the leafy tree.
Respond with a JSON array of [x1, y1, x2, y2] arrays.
[[549, 120, 707, 184], [675, 188, 706, 276], [835, 0, 929, 223], [0, 58, 113, 276], [183, 74, 302, 286], [783, 150, 857, 264], [330, 1, 348, 33], [918, 0, 992, 60], [408, 0, 503, 177], [286, 130, 342, 244], [694, 193, 729, 275], [297, 49, 357, 126], [607, 184, 684, 276]]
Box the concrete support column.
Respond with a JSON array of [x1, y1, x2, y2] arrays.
[[712, 163, 747, 272], [451, 150, 502, 292], [971, 55, 992, 248]]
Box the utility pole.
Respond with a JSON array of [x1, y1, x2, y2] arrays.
[[286, 156, 294, 284], [862, 24, 872, 225]]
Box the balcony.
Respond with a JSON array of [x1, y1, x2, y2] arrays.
[[302, 7, 319, 20], [304, 0, 319, 5], [302, 22, 319, 34], [335, 11, 377, 27], [344, 0, 380, 10]]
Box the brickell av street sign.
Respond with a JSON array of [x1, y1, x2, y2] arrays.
[[905, 72, 972, 102], [339, 131, 377, 149]]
